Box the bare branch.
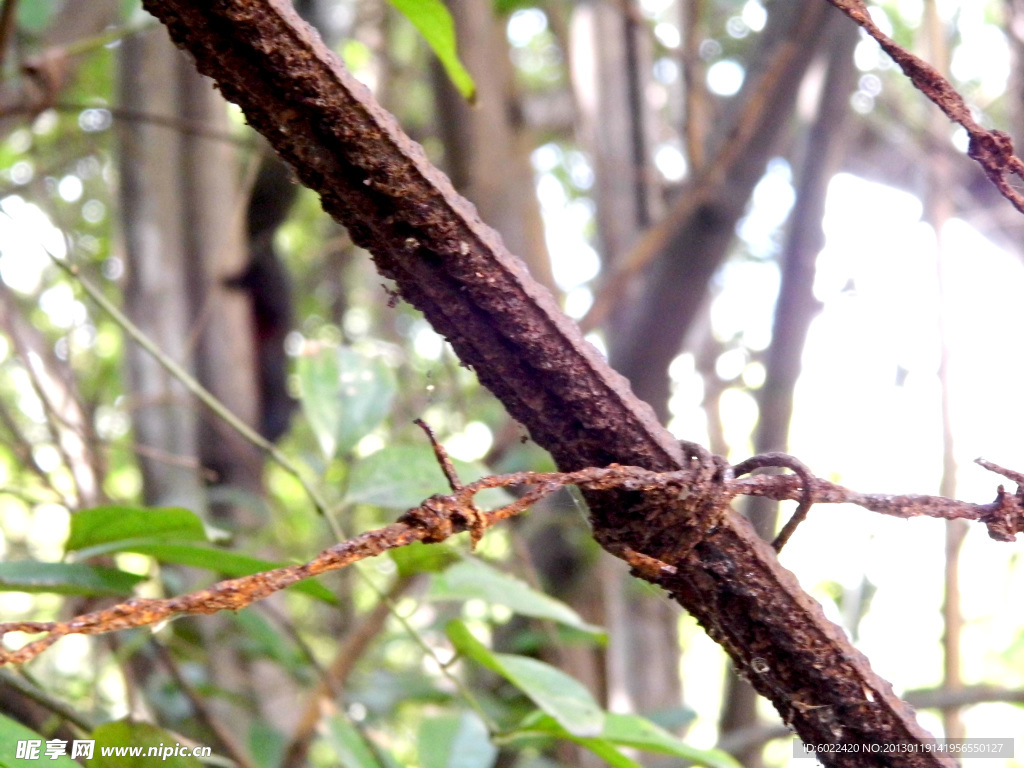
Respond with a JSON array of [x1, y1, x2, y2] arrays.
[[826, 0, 1024, 213]]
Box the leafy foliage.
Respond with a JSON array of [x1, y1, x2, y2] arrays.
[[386, 0, 476, 102]]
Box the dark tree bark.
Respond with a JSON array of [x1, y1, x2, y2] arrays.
[[137, 1, 955, 764]]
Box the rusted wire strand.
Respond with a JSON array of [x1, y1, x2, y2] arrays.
[[1, 439, 1020, 667], [826, 0, 1024, 214]]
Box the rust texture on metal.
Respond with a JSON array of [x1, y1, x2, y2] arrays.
[[128, 1, 964, 763]]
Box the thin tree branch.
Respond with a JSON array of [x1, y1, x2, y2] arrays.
[[281, 575, 416, 768], [904, 685, 1024, 710], [50, 256, 334, 524], [826, 0, 1024, 213], [582, 0, 831, 335], [0, 668, 94, 732], [0, 101, 248, 145], [151, 642, 255, 768]]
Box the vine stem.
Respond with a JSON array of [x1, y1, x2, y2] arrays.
[[359, 570, 501, 734], [50, 255, 335, 527]]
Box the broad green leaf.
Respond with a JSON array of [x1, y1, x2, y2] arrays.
[[604, 713, 739, 766], [232, 611, 307, 674], [0, 562, 144, 597], [446, 620, 604, 737], [248, 723, 286, 768], [345, 445, 513, 511], [389, 541, 460, 576], [387, 0, 476, 102], [0, 713, 79, 766], [429, 558, 604, 635], [66, 506, 206, 553], [510, 711, 741, 768], [499, 721, 640, 768], [120, 543, 338, 604], [87, 720, 203, 767], [18, 0, 60, 33], [297, 344, 396, 459], [325, 714, 384, 768], [419, 712, 496, 768]]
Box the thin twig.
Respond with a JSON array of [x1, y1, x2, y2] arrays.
[[369, 575, 500, 733], [152, 642, 255, 768], [414, 418, 462, 490], [48, 255, 334, 524], [975, 457, 1024, 487], [0, 668, 95, 732]]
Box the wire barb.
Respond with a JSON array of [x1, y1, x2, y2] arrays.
[[976, 457, 1024, 488], [414, 418, 463, 491], [732, 452, 815, 552]]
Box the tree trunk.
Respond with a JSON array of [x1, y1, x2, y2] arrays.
[[720, 18, 859, 766], [609, 0, 836, 423], [433, 0, 555, 294], [119, 23, 295, 750], [119, 27, 206, 512], [570, 4, 682, 751]]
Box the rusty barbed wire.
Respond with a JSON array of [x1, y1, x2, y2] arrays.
[[1, 438, 1021, 667], [826, 0, 1024, 214]]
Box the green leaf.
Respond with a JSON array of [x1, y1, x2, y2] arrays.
[[603, 713, 740, 766], [386, 0, 476, 102], [419, 712, 496, 768], [120, 543, 338, 604], [345, 445, 513, 511], [18, 0, 60, 33], [0, 714, 79, 766], [509, 711, 742, 768], [0, 562, 145, 597], [389, 541, 460, 576], [498, 713, 639, 767], [297, 344, 397, 459], [86, 720, 203, 767], [446, 620, 604, 737], [324, 714, 384, 768], [66, 506, 206, 553], [429, 558, 604, 635], [248, 722, 286, 768], [232, 611, 307, 674]]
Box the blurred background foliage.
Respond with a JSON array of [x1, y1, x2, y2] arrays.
[[0, 0, 1022, 766]]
